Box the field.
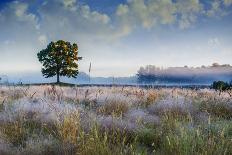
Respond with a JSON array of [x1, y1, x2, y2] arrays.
[[0, 85, 232, 155]]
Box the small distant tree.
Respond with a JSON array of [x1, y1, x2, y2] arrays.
[[228, 81, 232, 97], [37, 40, 82, 83], [213, 81, 229, 91], [212, 81, 230, 95]]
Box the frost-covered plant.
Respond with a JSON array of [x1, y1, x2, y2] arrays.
[[0, 85, 232, 155]]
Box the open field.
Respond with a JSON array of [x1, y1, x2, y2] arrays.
[[0, 85, 232, 155]]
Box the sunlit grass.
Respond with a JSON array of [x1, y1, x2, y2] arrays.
[[97, 100, 129, 117]]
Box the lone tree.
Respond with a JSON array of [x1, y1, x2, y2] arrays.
[[37, 40, 82, 83]]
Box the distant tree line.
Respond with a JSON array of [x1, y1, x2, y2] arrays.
[[137, 64, 232, 84]]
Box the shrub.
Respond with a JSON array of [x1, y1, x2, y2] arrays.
[[212, 81, 230, 91]]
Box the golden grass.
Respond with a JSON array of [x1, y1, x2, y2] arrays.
[[97, 100, 129, 117]]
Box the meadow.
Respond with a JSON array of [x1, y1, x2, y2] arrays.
[[0, 85, 232, 155]]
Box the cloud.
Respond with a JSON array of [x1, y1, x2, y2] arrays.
[[80, 5, 110, 24], [0, 1, 38, 41], [37, 0, 112, 37], [115, 0, 176, 30], [224, 0, 232, 6], [0, 0, 231, 42], [0, 0, 232, 76], [9, 1, 37, 23], [116, 4, 129, 16], [114, 0, 232, 33], [176, 0, 203, 29], [114, 0, 204, 33], [208, 37, 221, 47], [0, 0, 115, 73], [38, 35, 47, 45], [63, 0, 77, 8], [206, 0, 227, 17]]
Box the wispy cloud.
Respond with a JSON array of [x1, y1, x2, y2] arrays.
[[0, 0, 232, 76]]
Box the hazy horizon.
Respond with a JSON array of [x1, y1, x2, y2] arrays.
[[1, 62, 232, 78], [1, 0, 232, 77]]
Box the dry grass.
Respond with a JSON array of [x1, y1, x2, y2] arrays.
[[56, 111, 80, 145], [0, 85, 231, 154], [198, 98, 232, 119], [97, 100, 129, 117]]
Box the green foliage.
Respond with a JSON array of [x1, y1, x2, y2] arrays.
[[37, 40, 81, 83], [212, 81, 230, 91]]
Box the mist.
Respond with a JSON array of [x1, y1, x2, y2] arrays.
[[137, 63, 232, 84]]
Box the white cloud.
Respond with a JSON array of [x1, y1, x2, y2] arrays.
[[116, 4, 129, 16], [63, 0, 77, 8], [0, 1, 39, 42], [80, 5, 110, 24], [8, 1, 37, 23], [0, 0, 232, 76], [114, 0, 232, 32], [177, 0, 203, 29], [115, 0, 176, 30], [115, 0, 205, 32], [32, 0, 114, 44], [1, 0, 230, 43]]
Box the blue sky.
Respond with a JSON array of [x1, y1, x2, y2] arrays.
[[0, 0, 232, 77]]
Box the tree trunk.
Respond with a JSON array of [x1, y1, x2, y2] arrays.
[[57, 68, 60, 83], [57, 73, 60, 83]]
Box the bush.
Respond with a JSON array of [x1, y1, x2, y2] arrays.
[[212, 81, 230, 91]]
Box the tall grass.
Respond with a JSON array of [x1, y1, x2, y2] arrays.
[[0, 86, 231, 154]]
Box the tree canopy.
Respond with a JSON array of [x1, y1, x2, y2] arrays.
[[37, 40, 82, 83], [212, 81, 231, 91]]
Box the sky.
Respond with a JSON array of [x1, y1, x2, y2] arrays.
[[0, 0, 232, 77]]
